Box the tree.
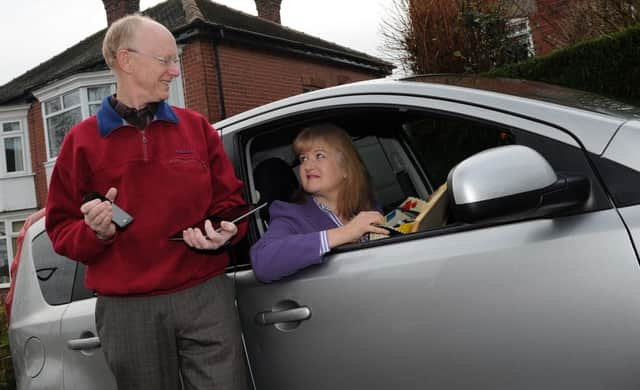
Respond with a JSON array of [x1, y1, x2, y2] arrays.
[[382, 0, 530, 75], [536, 0, 640, 49]]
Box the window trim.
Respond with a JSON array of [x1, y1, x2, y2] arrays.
[[0, 105, 30, 178], [0, 212, 31, 288], [1, 119, 27, 175], [35, 71, 117, 161], [507, 16, 535, 57], [35, 54, 186, 161]]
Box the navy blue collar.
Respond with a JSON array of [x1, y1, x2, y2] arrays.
[[96, 96, 179, 137]]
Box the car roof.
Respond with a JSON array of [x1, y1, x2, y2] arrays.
[[409, 75, 640, 120], [214, 76, 633, 155]]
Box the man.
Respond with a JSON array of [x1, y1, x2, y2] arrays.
[[45, 14, 249, 390]]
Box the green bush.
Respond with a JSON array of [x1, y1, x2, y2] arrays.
[[490, 23, 640, 104], [0, 303, 15, 390]]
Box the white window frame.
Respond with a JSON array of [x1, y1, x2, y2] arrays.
[[35, 71, 117, 161], [34, 48, 186, 162], [0, 212, 31, 288], [0, 105, 31, 178], [507, 17, 535, 57]]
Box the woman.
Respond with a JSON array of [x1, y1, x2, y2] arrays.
[[250, 123, 388, 283]]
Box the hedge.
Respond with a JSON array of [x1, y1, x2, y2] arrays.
[[490, 23, 640, 104]]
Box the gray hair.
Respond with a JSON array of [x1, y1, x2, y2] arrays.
[[101, 14, 156, 69]]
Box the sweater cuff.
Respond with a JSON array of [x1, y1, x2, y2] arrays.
[[86, 224, 117, 246], [319, 230, 330, 256]]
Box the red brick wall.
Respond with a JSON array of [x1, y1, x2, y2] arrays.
[[530, 0, 571, 55], [216, 43, 376, 118], [181, 40, 220, 123], [27, 101, 48, 208]]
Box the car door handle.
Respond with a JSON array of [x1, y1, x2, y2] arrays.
[[256, 306, 311, 326], [68, 336, 101, 350]]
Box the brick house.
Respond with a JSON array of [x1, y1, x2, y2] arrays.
[[0, 0, 391, 288], [506, 0, 572, 56]]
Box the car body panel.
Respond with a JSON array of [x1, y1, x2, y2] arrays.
[[9, 218, 115, 390], [61, 298, 116, 390], [236, 209, 640, 389], [602, 120, 640, 170], [9, 219, 66, 390], [617, 204, 640, 259]]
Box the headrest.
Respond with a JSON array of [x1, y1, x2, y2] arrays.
[[253, 158, 299, 219]]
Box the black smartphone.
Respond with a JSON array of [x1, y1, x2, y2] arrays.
[[83, 192, 134, 229], [169, 203, 268, 241]]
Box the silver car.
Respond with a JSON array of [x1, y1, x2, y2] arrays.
[[9, 76, 640, 389]]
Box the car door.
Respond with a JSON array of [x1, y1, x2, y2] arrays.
[[60, 263, 116, 390], [232, 98, 640, 389]]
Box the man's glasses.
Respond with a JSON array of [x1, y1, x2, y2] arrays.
[[126, 48, 179, 67]]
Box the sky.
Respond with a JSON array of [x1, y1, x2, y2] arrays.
[[0, 0, 401, 86]]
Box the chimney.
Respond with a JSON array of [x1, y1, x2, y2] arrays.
[[255, 0, 282, 24], [102, 0, 140, 26]]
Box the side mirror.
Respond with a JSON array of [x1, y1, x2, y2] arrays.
[[447, 145, 590, 223]]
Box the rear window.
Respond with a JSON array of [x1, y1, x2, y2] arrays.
[[31, 233, 77, 305]]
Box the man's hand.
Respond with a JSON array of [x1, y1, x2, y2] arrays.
[[80, 187, 117, 240], [182, 220, 238, 250]]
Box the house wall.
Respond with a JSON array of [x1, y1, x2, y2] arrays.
[[217, 43, 374, 121], [182, 38, 379, 124], [182, 40, 221, 123], [28, 102, 48, 208], [529, 0, 571, 55]]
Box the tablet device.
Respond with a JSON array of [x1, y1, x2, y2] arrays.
[[169, 203, 268, 241]]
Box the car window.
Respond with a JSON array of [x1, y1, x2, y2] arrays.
[[403, 113, 611, 214], [72, 262, 95, 302], [232, 105, 611, 269], [404, 116, 513, 187], [31, 232, 77, 305]]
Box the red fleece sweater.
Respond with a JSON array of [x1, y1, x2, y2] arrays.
[[45, 105, 246, 296]]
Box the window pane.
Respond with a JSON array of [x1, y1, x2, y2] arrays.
[[31, 232, 76, 305], [12, 220, 24, 233], [87, 85, 112, 102], [355, 136, 409, 213], [0, 222, 5, 236], [89, 103, 101, 116], [62, 90, 80, 108], [404, 116, 513, 186], [0, 237, 8, 285], [4, 136, 24, 172], [2, 121, 20, 132], [45, 98, 62, 115], [47, 108, 82, 158]]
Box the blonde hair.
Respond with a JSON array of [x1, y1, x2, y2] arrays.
[[102, 14, 155, 69], [293, 123, 374, 218]]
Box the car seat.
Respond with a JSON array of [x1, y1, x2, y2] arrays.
[[253, 157, 300, 223]]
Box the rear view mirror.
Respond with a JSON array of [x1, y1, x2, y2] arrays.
[[447, 145, 590, 223]]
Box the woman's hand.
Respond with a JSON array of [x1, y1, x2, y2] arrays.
[[327, 211, 388, 248], [182, 220, 238, 250]]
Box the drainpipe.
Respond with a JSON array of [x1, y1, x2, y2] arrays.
[[213, 28, 227, 120]]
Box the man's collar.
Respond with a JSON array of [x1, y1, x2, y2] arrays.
[[96, 95, 179, 137]]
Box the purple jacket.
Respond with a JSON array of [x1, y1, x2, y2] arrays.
[[250, 196, 339, 283]]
